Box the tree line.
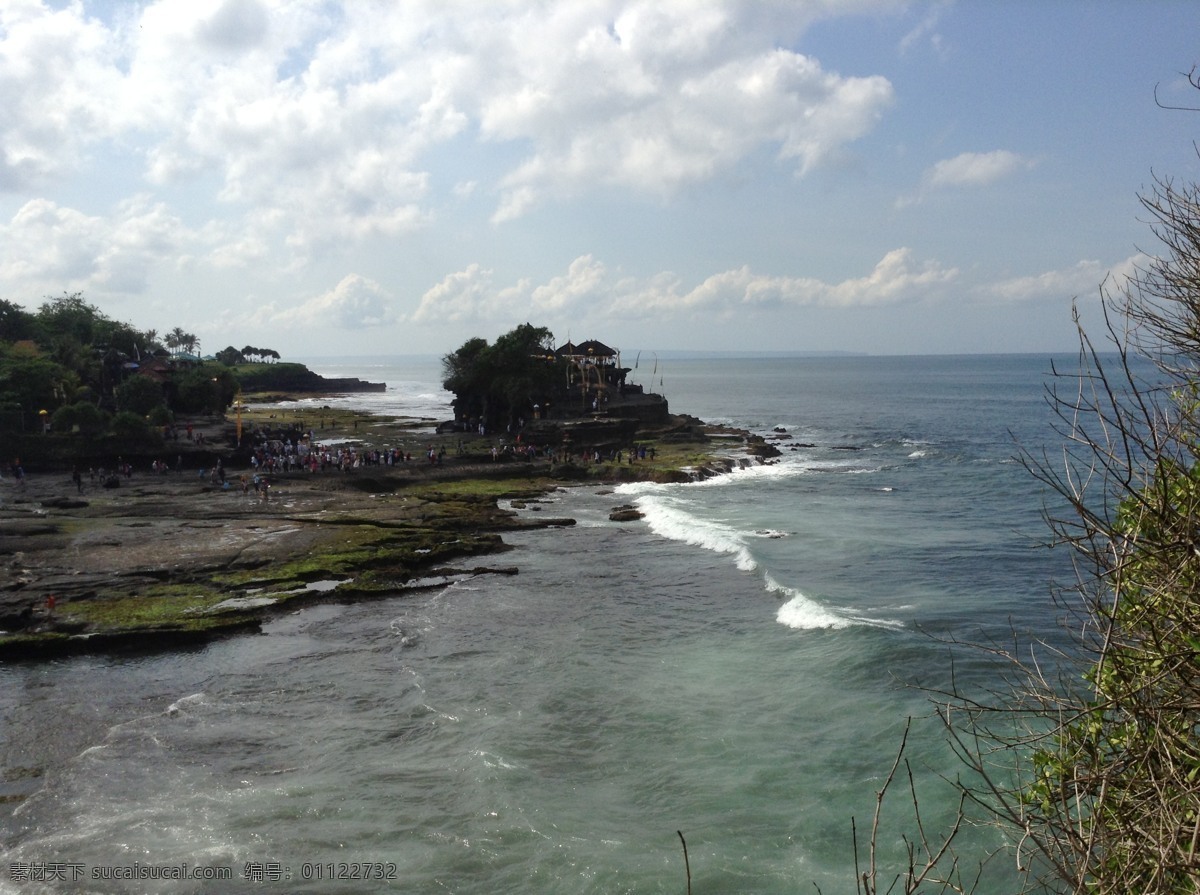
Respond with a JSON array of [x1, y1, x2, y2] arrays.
[[0, 293, 278, 443]]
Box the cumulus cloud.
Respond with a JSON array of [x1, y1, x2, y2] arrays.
[[488, 31, 894, 221], [412, 264, 505, 325], [0, 1, 125, 190], [1, 0, 895, 240], [531, 256, 608, 312], [618, 248, 958, 313], [984, 254, 1147, 304], [227, 271, 397, 336], [0, 196, 189, 296], [926, 150, 1034, 188], [412, 249, 958, 327], [896, 149, 1036, 208], [288, 274, 397, 329]]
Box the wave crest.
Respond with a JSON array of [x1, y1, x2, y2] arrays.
[[637, 496, 757, 572]]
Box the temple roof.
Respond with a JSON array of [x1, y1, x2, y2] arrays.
[[557, 339, 616, 358]]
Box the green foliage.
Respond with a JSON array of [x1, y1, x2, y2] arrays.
[[215, 345, 245, 366], [36, 292, 103, 345], [441, 324, 561, 429], [0, 351, 77, 424], [1023, 458, 1200, 891], [50, 401, 111, 436], [0, 293, 161, 421], [985, 173, 1200, 894], [171, 365, 237, 414], [239, 345, 280, 363], [0, 400, 21, 433], [110, 410, 153, 440], [146, 404, 174, 427], [116, 374, 166, 416], [231, 361, 322, 391], [0, 299, 36, 342]]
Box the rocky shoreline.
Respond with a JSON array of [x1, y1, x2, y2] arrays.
[[0, 402, 777, 661]]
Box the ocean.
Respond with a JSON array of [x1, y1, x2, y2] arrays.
[[0, 354, 1082, 894]]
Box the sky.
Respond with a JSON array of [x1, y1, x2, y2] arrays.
[[2, 0, 1200, 360]]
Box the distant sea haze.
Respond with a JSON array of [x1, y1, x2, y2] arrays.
[[2, 354, 1078, 893]]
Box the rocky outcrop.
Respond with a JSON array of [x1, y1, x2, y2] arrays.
[[608, 505, 644, 522]]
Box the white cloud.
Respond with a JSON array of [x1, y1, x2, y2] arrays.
[[412, 249, 958, 328], [897, 3, 950, 57], [0, 1, 125, 190], [531, 256, 608, 312], [412, 263, 504, 325], [620, 248, 958, 313], [896, 149, 1036, 208], [926, 150, 1034, 188], [0, 196, 189, 297], [985, 254, 1146, 304], [488, 17, 895, 220], [288, 273, 397, 329], [2, 1, 897, 239], [228, 272, 397, 335]]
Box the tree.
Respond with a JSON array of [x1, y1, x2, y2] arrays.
[[0, 299, 35, 342], [215, 345, 245, 366], [50, 401, 110, 436], [441, 325, 560, 430], [110, 410, 158, 444], [166, 327, 196, 356], [36, 292, 101, 345], [169, 365, 236, 414], [0, 351, 78, 426], [442, 336, 491, 421], [116, 374, 167, 417]]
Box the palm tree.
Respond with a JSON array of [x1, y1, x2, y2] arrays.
[[166, 327, 187, 356]]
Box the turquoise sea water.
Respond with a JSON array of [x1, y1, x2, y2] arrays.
[[0, 354, 1081, 894]]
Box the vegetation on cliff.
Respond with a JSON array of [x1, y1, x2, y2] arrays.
[[869, 175, 1200, 894], [1002, 173, 1200, 893], [0, 293, 374, 460]]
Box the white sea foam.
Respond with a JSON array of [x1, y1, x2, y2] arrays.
[[695, 458, 811, 485], [775, 592, 856, 630], [636, 496, 757, 572], [764, 575, 855, 630], [617, 455, 854, 497], [613, 479, 662, 498], [629, 477, 904, 633], [767, 576, 904, 631]]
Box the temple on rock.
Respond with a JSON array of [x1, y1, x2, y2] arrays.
[[551, 339, 665, 422]]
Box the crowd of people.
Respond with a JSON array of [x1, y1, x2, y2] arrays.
[[4, 420, 664, 499]]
